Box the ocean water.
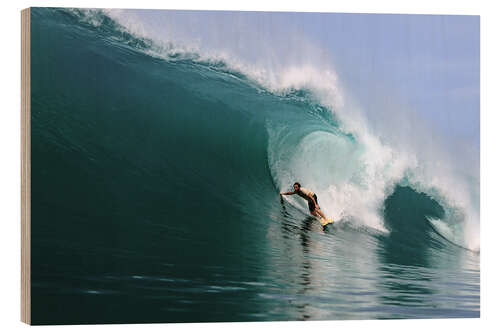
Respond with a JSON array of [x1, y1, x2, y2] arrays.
[[30, 8, 479, 324]]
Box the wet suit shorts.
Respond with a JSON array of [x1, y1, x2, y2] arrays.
[[308, 194, 319, 212]]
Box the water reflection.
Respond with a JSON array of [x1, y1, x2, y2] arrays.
[[261, 191, 479, 320], [278, 196, 316, 319]]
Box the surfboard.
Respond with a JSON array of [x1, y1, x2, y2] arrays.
[[320, 217, 334, 227]]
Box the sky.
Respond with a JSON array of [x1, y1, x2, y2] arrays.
[[301, 13, 479, 146]]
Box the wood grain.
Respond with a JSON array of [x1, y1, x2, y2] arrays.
[[21, 7, 31, 325]]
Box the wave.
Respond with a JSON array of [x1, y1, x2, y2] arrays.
[[34, 8, 479, 252]]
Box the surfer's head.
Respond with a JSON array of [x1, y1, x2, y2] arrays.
[[293, 182, 301, 191]]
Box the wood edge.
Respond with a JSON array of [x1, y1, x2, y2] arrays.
[[21, 7, 31, 325]]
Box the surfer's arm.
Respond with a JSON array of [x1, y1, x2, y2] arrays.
[[280, 191, 295, 195]]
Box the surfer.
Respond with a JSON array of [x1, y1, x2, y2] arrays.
[[280, 182, 328, 220]]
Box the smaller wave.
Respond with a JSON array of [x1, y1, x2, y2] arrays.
[[425, 217, 476, 252]]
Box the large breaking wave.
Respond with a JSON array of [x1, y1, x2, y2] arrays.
[[40, 8, 479, 251]]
